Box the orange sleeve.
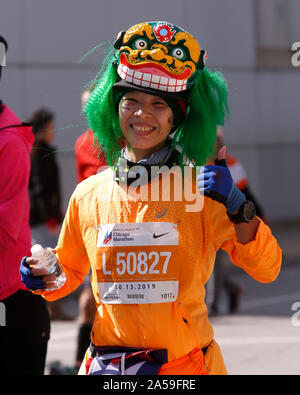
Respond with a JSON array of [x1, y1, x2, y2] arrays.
[[221, 218, 282, 283], [33, 188, 90, 301], [207, 199, 282, 284]]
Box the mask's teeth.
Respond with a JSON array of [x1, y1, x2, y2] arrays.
[[118, 64, 187, 92]]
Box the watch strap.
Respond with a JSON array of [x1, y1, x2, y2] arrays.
[[227, 200, 256, 224]]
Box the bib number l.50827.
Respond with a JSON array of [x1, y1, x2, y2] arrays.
[[102, 251, 171, 276]]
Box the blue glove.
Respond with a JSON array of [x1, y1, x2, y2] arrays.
[[20, 257, 46, 291], [197, 157, 245, 214]]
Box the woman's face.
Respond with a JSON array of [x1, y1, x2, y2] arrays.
[[118, 90, 173, 160]]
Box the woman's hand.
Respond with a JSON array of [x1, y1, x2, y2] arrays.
[[197, 146, 260, 244], [197, 146, 245, 213], [20, 248, 59, 290]]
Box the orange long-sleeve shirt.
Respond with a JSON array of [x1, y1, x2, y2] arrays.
[[36, 166, 281, 364]]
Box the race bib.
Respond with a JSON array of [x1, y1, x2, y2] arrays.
[[97, 222, 179, 304]]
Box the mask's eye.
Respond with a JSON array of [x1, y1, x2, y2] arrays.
[[172, 47, 186, 60], [133, 39, 148, 50]]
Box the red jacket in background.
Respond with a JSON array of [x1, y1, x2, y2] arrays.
[[75, 129, 125, 183], [226, 154, 248, 191], [75, 130, 107, 183], [0, 103, 34, 300]]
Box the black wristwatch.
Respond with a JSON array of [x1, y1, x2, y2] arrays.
[[227, 200, 256, 224]]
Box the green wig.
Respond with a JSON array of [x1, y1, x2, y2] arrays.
[[84, 49, 123, 167], [173, 68, 229, 167]]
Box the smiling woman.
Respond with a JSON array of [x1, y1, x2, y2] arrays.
[[118, 90, 174, 162], [20, 21, 282, 377]]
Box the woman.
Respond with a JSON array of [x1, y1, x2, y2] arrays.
[[20, 21, 281, 375]]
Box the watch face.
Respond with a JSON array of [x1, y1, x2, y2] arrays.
[[244, 201, 256, 222]]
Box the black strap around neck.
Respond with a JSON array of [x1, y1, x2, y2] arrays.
[[113, 149, 180, 186]]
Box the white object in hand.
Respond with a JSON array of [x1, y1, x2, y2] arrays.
[[30, 244, 66, 290]]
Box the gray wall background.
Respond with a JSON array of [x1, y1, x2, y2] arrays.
[[1, 0, 299, 220]]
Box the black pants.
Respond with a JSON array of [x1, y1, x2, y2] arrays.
[[0, 290, 50, 375]]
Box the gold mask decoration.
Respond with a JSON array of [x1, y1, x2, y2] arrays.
[[114, 21, 207, 92]]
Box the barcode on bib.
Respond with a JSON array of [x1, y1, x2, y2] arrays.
[[103, 295, 120, 301], [127, 294, 144, 299]]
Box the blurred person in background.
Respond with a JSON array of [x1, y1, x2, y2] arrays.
[[0, 35, 50, 375], [28, 108, 62, 245], [27, 108, 66, 320], [75, 87, 107, 182], [206, 126, 268, 315]]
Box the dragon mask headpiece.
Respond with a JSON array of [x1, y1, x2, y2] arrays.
[[114, 21, 207, 94]]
